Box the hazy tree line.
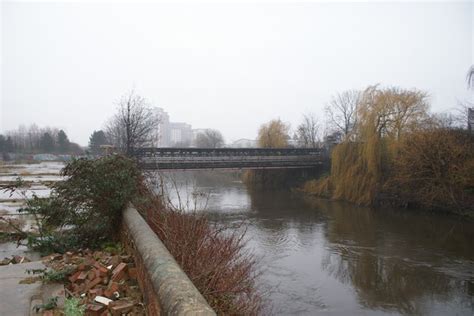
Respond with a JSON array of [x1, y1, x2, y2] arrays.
[[0, 124, 82, 154]]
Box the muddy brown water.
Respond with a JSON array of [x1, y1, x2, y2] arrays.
[[158, 171, 474, 315]]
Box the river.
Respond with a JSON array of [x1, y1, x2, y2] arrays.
[[157, 171, 474, 315]]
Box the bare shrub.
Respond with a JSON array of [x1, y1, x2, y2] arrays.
[[135, 184, 263, 315], [388, 128, 474, 214]]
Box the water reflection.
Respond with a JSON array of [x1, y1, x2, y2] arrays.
[[309, 199, 474, 315], [158, 171, 474, 315]]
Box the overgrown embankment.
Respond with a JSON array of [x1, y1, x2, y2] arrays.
[[303, 86, 474, 216], [1, 155, 263, 315], [134, 183, 263, 315]]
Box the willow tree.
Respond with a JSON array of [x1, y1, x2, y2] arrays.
[[257, 119, 290, 148], [322, 86, 429, 205], [243, 119, 291, 188]]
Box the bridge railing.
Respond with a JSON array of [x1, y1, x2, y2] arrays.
[[133, 147, 327, 170], [134, 147, 324, 157]]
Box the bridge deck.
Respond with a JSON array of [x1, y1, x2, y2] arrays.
[[134, 147, 325, 170]]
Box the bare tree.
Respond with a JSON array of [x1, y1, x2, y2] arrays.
[[467, 65, 474, 89], [325, 90, 361, 138], [195, 129, 225, 148], [294, 113, 320, 148], [106, 91, 160, 156]]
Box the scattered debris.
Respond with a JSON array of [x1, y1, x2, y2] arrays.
[[0, 254, 31, 265], [41, 249, 144, 315]]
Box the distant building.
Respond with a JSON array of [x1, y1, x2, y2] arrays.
[[152, 107, 171, 147], [468, 108, 474, 134], [170, 122, 193, 147], [231, 138, 257, 148], [153, 107, 221, 147]]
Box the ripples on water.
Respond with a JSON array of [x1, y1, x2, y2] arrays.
[[156, 171, 474, 315]]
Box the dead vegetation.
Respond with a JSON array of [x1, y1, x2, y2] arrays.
[[135, 183, 264, 315]]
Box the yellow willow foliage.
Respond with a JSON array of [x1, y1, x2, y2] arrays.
[[244, 119, 291, 188], [257, 119, 290, 148], [327, 86, 429, 205], [302, 176, 332, 198]]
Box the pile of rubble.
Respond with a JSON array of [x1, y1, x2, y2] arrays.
[[43, 249, 144, 316], [0, 254, 31, 265]]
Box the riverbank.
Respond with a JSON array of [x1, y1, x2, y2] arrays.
[[162, 170, 474, 315], [0, 159, 147, 315], [0, 157, 264, 315], [302, 128, 474, 217]]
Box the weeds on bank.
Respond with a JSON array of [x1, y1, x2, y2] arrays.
[[135, 178, 264, 315], [64, 297, 85, 316]]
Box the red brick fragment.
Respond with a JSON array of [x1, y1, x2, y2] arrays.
[[104, 282, 120, 298], [88, 288, 104, 299], [77, 271, 89, 282], [109, 301, 134, 315], [111, 263, 127, 282], [94, 262, 109, 276], [86, 277, 102, 291], [69, 270, 82, 283], [86, 303, 106, 316]]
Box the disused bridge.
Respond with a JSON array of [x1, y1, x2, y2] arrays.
[[134, 147, 326, 170]]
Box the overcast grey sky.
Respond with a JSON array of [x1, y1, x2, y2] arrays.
[[1, 1, 473, 145]]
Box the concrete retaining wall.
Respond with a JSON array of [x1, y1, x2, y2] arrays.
[[122, 205, 216, 315]]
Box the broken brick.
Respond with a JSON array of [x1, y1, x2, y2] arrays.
[[86, 303, 106, 316], [88, 288, 104, 299], [69, 270, 82, 283], [86, 277, 102, 291], [104, 282, 120, 298], [94, 262, 109, 276], [77, 271, 89, 282], [111, 263, 127, 282], [109, 301, 134, 315]]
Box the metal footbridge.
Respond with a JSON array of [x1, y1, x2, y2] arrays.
[[134, 147, 325, 170]]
